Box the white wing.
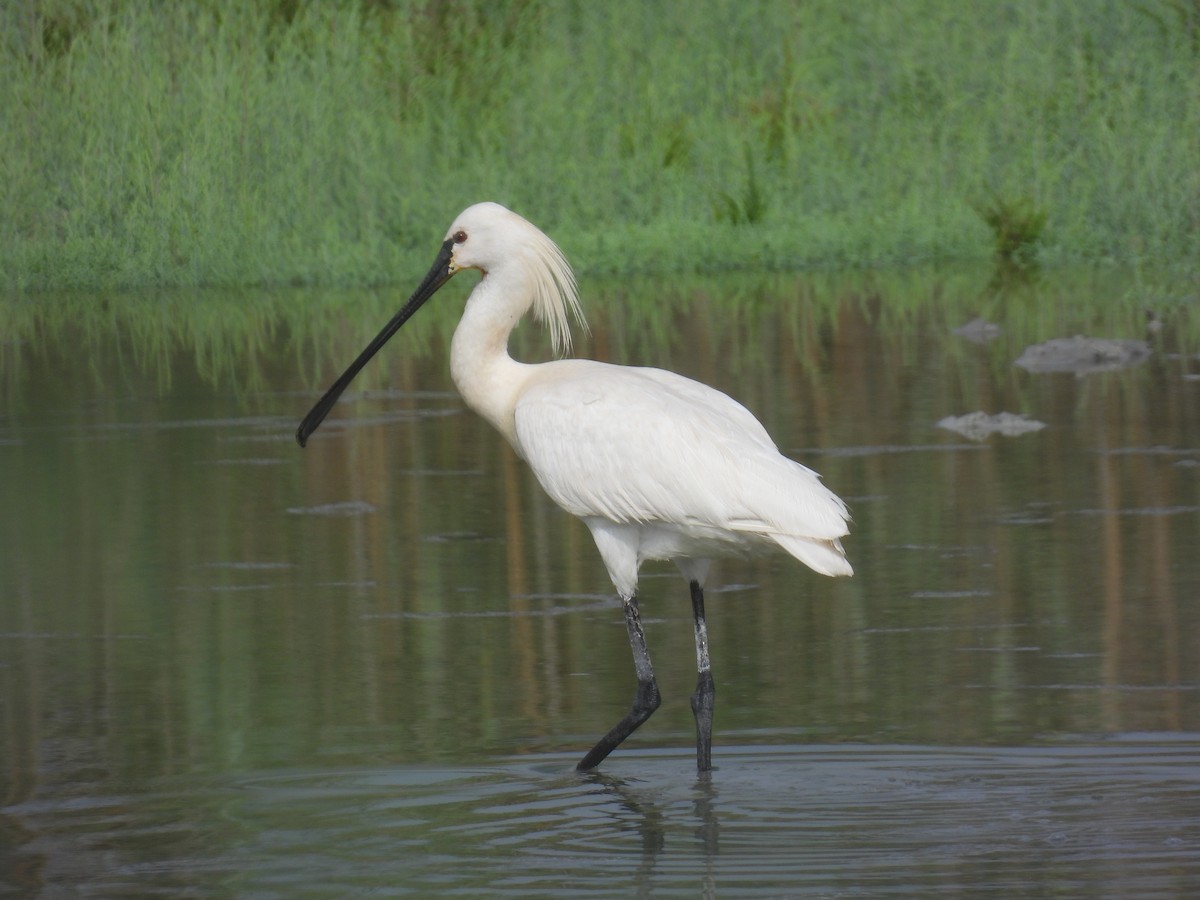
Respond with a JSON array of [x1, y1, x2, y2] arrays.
[[512, 360, 850, 568]]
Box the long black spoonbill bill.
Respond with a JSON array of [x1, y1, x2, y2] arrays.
[[296, 202, 852, 772]]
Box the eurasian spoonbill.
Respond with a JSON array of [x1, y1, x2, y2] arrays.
[[296, 202, 853, 772]]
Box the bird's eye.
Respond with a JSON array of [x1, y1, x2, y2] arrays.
[[453, 230, 468, 244]]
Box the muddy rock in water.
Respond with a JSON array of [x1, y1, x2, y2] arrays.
[[952, 317, 1002, 344], [1014, 335, 1150, 374], [936, 411, 1047, 441]]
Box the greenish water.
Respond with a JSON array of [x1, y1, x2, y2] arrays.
[[1, 269, 1198, 895]]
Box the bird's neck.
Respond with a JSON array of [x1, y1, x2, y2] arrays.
[[449, 272, 532, 449]]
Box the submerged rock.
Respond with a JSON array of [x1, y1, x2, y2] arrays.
[[1014, 335, 1150, 374], [936, 411, 1047, 441], [286, 500, 375, 517], [952, 316, 1003, 344]]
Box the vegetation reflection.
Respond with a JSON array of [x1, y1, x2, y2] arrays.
[[0, 271, 1197, 806]]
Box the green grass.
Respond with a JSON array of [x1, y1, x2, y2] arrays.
[[2, 0, 1199, 291]]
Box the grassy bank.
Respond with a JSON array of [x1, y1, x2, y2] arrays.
[[2, 0, 1199, 291]]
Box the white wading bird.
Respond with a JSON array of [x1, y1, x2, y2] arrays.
[[296, 202, 852, 772]]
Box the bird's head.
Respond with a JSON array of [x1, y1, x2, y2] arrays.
[[295, 202, 584, 448], [441, 201, 521, 275]]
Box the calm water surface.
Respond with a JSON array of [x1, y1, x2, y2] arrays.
[[1, 268, 1198, 895]]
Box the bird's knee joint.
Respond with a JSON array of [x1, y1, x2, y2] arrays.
[[633, 679, 661, 717], [690, 672, 715, 712]]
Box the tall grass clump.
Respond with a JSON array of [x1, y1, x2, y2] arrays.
[[972, 193, 1049, 268], [1, 0, 1198, 291]]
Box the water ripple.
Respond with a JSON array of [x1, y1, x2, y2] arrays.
[[5, 740, 1197, 896]]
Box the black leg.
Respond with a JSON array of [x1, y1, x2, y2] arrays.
[[689, 580, 715, 772], [577, 594, 661, 771]]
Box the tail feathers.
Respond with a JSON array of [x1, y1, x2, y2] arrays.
[[772, 534, 854, 578]]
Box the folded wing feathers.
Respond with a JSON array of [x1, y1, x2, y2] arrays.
[[515, 364, 851, 563]]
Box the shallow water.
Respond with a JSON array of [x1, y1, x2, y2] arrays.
[[7, 740, 1198, 897], [2, 268, 1199, 894]]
